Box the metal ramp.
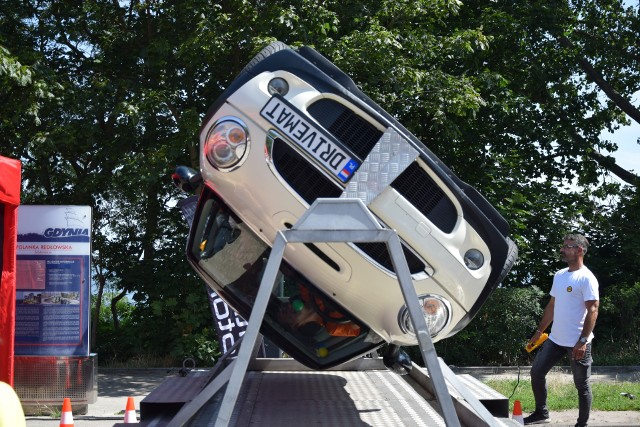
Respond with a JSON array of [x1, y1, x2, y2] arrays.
[[137, 199, 520, 427], [135, 356, 520, 427], [189, 359, 447, 427]]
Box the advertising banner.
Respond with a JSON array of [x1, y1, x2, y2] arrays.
[[15, 206, 91, 356], [205, 286, 249, 356]]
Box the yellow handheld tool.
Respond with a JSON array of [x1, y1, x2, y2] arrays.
[[526, 332, 548, 353]]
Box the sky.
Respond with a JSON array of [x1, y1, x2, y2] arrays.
[[610, 0, 640, 173], [604, 119, 640, 175]]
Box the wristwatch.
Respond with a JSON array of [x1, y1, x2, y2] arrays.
[[579, 337, 588, 344]]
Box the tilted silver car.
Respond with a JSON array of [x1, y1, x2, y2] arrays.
[[175, 41, 517, 370]]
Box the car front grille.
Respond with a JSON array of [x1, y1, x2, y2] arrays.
[[270, 97, 456, 273], [272, 138, 426, 275], [355, 242, 427, 274], [307, 99, 382, 159], [391, 163, 457, 233], [271, 137, 343, 202]]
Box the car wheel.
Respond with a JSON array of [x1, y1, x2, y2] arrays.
[[239, 41, 290, 76], [496, 238, 519, 285]]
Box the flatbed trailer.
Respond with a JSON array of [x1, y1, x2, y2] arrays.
[[126, 200, 520, 427], [124, 356, 519, 427]]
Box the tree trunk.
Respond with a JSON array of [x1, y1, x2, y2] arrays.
[[91, 271, 106, 352], [111, 290, 127, 330]]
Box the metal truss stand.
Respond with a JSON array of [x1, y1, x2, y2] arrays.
[[169, 198, 498, 427]]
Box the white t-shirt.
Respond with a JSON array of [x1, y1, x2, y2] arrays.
[[549, 266, 599, 347]]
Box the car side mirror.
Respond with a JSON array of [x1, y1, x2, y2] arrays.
[[173, 166, 203, 193]]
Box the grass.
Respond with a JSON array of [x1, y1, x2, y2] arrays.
[[484, 378, 640, 412]]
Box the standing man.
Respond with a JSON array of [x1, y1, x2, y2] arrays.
[[524, 234, 599, 427]]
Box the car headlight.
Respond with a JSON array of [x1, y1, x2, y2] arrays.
[[463, 249, 484, 270], [204, 118, 248, 169], [398, 294, 451, 338]]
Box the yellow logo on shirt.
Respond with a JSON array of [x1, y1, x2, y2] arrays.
[[567, 286, 573, 292]]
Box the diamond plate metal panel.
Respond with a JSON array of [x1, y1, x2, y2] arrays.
[[229, 370, 445, 426], [341, 128, 419, 205]]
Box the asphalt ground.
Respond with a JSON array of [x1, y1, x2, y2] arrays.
[[24, 368, 175, 427], [23, 366, 640, 427]]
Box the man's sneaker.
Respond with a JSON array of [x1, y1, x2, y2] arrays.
[[523, 410, 550, 424]]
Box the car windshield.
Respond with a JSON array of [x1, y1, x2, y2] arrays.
[[186, 186, 383, 368]]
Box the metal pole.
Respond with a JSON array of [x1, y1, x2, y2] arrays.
[[214, 231, 288, 427], [386, 234, 462, 427]]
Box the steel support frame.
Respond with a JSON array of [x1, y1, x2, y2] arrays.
[[170, 199, 497, 427]]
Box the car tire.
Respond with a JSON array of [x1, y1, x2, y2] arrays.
[[496, 237, 518, 285], [239, 41, 290, 76]]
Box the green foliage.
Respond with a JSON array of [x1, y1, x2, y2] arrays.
[[0, 46, 32, 85], [485, 378, 640, 412], [171, 328, 221, 368], [585, 188, 640, 361], [92, 293, 140, 362], [432, 287, 546, 365], [594, 281, 640, 360], [1, 0, 639, 365]]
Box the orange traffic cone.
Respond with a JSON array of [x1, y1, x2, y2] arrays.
[[59, 398, 74, 427], [512, 399, 524, 425], [123, 396, 138, 423]]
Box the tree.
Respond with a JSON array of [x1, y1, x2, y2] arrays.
[[1, 0, 214, 360], [2, 0, 497, 362], [454, 1, 639, 186], [434, 286, 546, 365], [2, 0, 638, 365]]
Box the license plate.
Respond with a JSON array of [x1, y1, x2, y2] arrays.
[[260, 96, 360, 183]]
